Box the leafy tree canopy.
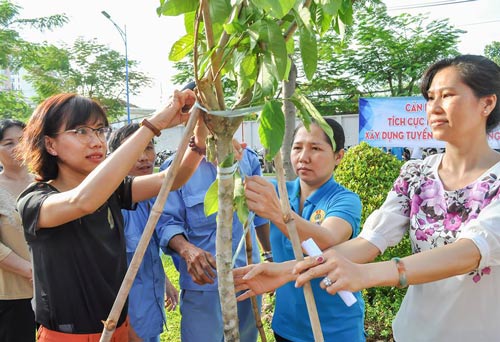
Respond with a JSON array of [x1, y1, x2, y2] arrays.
[[0, 0, 67, 121], [298, 2, 464, 115], [484, 41, 500, 66], [21, 37, 152, 121], [1, 0, 151, 121]]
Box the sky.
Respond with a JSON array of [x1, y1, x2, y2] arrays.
[[14, 0, 500, 109]]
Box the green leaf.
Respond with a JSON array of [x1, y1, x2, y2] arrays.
[[237, 53, 257, 92], [338, 0, 353, 25], [285, 36, 295, 54], [249, 0, 295, 19], [224, 21, 245, 35], [264, 20, 288, 80], [319, 0, 342, 16], [299, 26, 317, 80], [169, 34, 194, 61], [258, 100, 284, 160], [292, 90, 335, 150], [258, 55, 278, 97], [233, 175, 249, 225], [313, 5, 334, 36], [220, 153, 234, 168], [234, 195, 249, 225], [209, 0, 232, 26], [289, 96, 312, 131], [184, 11, 196, 34], [262, 52, 279, 81], [204, 179, 219, 217], [157, 0, 198, 16]]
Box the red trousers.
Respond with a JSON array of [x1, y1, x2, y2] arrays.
[[37, 317, 129, 342]]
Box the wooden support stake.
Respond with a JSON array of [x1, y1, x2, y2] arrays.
[[273, 151, 324, 342], [244, 227, 267, 342]]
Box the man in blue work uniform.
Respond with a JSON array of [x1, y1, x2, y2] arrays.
[[160, 139, 271, 342], [109, 124, 179, 342]]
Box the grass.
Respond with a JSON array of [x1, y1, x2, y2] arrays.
[[159, 255, 275, 342]]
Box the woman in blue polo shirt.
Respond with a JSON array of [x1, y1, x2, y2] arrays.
[[242, 118, 365, 342]]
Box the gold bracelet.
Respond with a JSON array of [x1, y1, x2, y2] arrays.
[[392, 257, 408, 288], [140, 118, 161, 137]]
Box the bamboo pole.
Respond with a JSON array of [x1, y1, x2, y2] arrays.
[[272, 152, 324, 342], [244, 227, 267, 342], [99, 109, 201, 342]]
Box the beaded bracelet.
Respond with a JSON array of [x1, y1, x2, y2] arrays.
[[140, 118, 161, 137], [189, 136, 206, 155], [392, 257, 408, 288]]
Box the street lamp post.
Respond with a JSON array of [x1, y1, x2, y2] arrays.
[[101, 10, 131, 123]]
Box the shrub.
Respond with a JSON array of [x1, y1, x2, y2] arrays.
[[335, 142, 411, 341]]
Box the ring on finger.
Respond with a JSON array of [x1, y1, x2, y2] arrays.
[[322, 276, 334, 287]]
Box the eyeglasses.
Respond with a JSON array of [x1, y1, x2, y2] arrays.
[[56, 126, 112, 143]]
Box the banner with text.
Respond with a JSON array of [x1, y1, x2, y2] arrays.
[[359, 96, 500, 149]]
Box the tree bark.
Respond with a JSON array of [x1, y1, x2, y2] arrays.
[[215, 133, 240, 342]]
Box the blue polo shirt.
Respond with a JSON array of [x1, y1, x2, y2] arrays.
[[271, 176, 366, 342]]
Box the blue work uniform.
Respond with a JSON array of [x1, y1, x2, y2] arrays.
[[122, 199, 167, 342], [271, 176, 366, 342], [160, 149, 267, 342]]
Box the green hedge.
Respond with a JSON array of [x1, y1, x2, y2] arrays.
[[336, 142, 411, 341]]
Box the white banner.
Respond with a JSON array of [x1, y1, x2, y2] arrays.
[[359, 96, 500, 149]]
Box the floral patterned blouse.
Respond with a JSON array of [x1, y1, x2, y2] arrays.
[[359, 153, 500, 342]]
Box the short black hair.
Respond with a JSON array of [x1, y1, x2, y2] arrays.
[[108, 123, 141, 153], [0, 119, 25, 141], [293, 118, 345, 152]]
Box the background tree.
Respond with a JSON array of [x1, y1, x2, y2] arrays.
[[0, 0, 66, 120], [484, 41, 500, 66], [299, 2, 464, 114], [23, 37, 152, 121], [0, 89, 31, 120]]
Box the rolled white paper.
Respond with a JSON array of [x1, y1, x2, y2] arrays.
[[301, 238, 357, 307]]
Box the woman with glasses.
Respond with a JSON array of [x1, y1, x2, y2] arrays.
[[16, 91, 205, 342], [0, 119, 35, 342], [108, 123, 181, 342]]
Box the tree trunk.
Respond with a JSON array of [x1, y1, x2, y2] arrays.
[[216, 133, 239, 342], [208, 114, 244, 342], [282, 61, 297, 181]]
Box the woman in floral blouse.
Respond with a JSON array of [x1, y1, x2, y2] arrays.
[[234, 55, 500, 342]]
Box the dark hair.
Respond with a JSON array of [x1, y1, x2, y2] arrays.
[[0, 119, 26, 140], [420, 54, 500, 132], [293, 118, 345, 152], [108, 123, 141, 153], [19, 93, 109, 181]]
